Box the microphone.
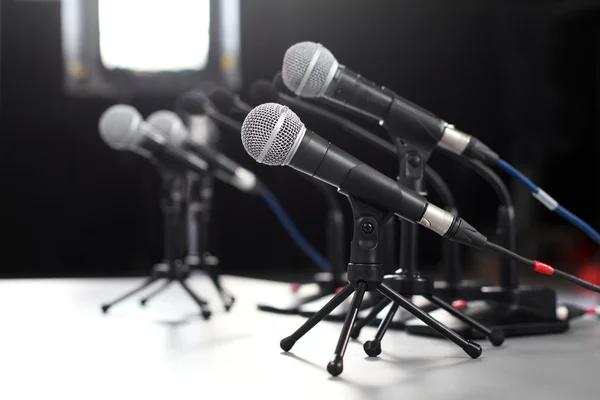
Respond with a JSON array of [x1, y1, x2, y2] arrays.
[[251, 79, 398, 156], [209, 87, 253, 114], [99, 104, 211, 175], [100, 106, 334, 272], [281, 42, 498, 164], [240, 103, 600, 296], [146, 110, 261, 195], [241, 103, 487, 249]]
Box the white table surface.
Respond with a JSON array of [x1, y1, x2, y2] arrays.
[[0, 275, 598, 400]]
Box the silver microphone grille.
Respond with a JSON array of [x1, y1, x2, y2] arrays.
[[241, 103, 305, 166], [146, 110, 189, 148], [98, 104, 145, 150], [282, 41, 339, 97]]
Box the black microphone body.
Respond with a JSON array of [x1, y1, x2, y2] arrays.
[[139, 132, 211, 176], [188, 141, 263, 196], [326, 67, 445, 150], [282, 42, 499, 164], [186, 141, 257, 190], [241, 103, 487, 249], [291, 129, 427, 223], [147, 110, 262, 195]]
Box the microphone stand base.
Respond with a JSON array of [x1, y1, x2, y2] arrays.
[[281, 199, 486, 377], [280, 265, 485, 377], [100, 257, 235, 317], [188, 253, 236, 311], [349, 280, 495, 333], [433, 280, 490, 301], [350, 274, 503, 346], [405, 285, 570, 339]]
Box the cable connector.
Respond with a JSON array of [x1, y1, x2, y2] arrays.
[[446, 217, 488, 249], [463, 138, 499, 166]]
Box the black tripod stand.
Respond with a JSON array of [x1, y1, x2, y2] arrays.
[[348, 139, 504, 352], [280, 197, 484, 377], [176, 170, 235, 310], [101, 169, 232, 317]]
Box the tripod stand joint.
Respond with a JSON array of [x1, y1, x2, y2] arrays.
[[347, 264, 384, 291]]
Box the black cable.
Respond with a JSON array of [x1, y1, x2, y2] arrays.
[[483, 241, 600, 294], [440, 152, 512, 208], [483, 241, 533, 267], [553, 270, 600, 294]]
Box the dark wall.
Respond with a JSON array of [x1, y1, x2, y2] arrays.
[[0, 0, 598, 278]]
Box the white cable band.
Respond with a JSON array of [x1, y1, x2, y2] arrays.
[[533, 189, 559, 211]]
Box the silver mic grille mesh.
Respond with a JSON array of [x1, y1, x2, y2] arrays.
[[98, 104, 144, 150], [147, 110, 189, 148], [241, 103, 305, 166], [282, 42, 338, 97]]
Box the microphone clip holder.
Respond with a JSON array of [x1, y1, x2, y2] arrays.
[[100, 168, 234, 318], [279, 196, 492, 377]]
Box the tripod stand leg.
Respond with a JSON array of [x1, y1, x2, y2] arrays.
[[327, 281, 368, 377], [280, 284, 354, 352], [139, 279, 174, 306], [427, 295, 504, 346], [101, 276, 160, 313], [178, 279, 212, 320], [206, 268, 235, 311], [363, 302, 400, 357], [378, 283, 482, 359], [350, 297, 391, 339]]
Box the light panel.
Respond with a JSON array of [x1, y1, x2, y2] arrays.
[[98, 0, 210, 72]]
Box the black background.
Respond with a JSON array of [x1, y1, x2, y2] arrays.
[[1, 0, 599, 279]]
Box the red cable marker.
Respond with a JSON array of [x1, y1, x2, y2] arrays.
[[533, 261, 555, 276], [452, 300, 467, 309]]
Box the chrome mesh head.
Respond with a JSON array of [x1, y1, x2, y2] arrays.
[[282, 41, 339, 97], [241, 103, 305, 166], [98, 104, 145, 150], [147, 110, 189, 148]]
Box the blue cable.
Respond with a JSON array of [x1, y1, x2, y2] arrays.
[[496, 159, 538, 192], [555, 206, 600, 245], [260, 186, 331, 272], [496, 158, 600, 246]]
